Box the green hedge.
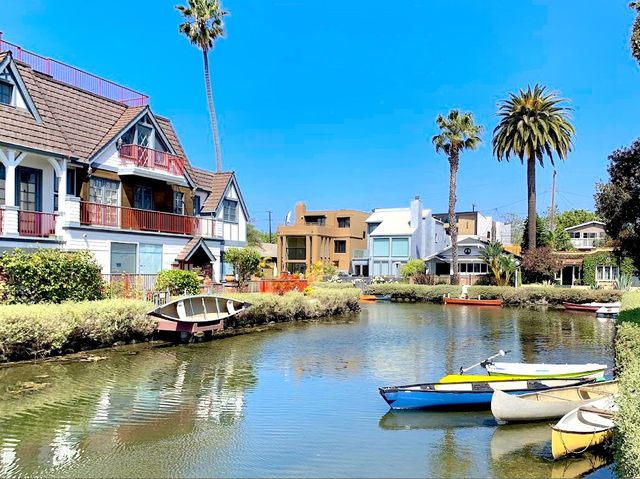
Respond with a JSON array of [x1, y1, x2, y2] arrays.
[[364, 284, 623, 305], [310, 282, 359, 290], [619, 292, 640, 324], [0, 299, 154, 361], [0, 249, 104, 304]]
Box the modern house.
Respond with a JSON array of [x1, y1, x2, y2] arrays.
[[565, 221, 607, 250], [276, 202, 369, 275], [432, 210, 512, 244], [351, 196, 449, 277], [256, 242, 278, 279], [0, 40, 247, 283]]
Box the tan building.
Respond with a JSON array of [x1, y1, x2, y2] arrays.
[[277, 202, 369, 275]]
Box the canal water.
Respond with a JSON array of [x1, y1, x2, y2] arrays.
[[0, 303, 616, 478]]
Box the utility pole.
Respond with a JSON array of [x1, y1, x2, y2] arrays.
[[549, 170, 557, 232], [266, 210, 273, 243]]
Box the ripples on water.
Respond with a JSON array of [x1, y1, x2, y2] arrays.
[[0, 303, 616, 478]]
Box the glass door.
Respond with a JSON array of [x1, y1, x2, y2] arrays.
[[16, 167, 42, 211]]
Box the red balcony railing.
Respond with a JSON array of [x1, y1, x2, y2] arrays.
[[19, 211, 56, 237], [0, 37, 149, 107], [119, 145, 186, 176], [81, 202, 195, 235]]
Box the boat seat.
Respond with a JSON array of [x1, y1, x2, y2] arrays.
[[579, 406, 614, 417], [227, 300, 236, 316], [176, 301, 188, 321]]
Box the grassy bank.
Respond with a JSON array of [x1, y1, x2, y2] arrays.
[[364, 284, 623, 306], [614, 292, 640, 477]]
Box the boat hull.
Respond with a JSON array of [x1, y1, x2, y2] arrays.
[[444, 297, 502, 306], [149, 295, 250, 324], [485, 362, 607, 379], [551, 429, 613, 460]]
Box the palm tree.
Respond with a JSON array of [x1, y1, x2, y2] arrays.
[[492, 85, 575, 250], [631, 2, 640, 67], [480, 241, 504, 285], [432, 110, 484, 285], [176, 0, 229, 172]]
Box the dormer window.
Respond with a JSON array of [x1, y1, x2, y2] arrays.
[[120, 118, 168, 152], [0, 81, 12, 105]]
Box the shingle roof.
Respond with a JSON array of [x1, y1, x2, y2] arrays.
[[201, 171, 234, 212], [89, 106, 145, 158], [176, 237, 201, 262], [156, 115, 187, 159]]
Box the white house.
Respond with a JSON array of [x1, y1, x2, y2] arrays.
[[0, 43, 247, 284]]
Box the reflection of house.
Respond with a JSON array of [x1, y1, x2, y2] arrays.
[[0, 41, 246, 282], [276, 202, 369, 275], [565, 221, 606, 250], [351, 196, 449, 277], [256, 242, 278, 279]]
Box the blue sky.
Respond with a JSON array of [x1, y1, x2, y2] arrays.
[[3, 1, 640, 231]]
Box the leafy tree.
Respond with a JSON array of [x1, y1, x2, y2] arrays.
[[176, 0, 228, 172], [400, 259, 426, 279], [595, 138, 640, 271], [156, 269, 201, 296], [246, 224, 263, 247], [521, 215, 548, 251], [224, 247, 261, 289], [432, 110, 484, 285], [521, 247, 562, 284], [479, 241, 516, 286], [543, 228, 572, 251], [492, 85, 575, 251], [631, 2, 640, 68]]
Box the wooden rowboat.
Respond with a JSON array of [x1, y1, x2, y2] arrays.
[[551, 396, 617, 459], [563, 302, 620, 313], [484, 362, 607, 379], [491, 380, 618, 423], [378, 377, 594, 410], [444, 297, 502, 306], [149, 295, 250, 323]]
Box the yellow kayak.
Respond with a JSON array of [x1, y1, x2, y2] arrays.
[[440, 374, 529, 383]]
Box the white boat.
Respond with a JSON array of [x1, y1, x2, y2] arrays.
[[551, 395, 617, 459], [491, 380, 618, 423], [148, 295, 251, 323], [484, 362, 607, 379], [595, 305, 619, 320]]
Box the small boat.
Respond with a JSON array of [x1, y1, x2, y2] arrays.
[[595, 305, 619, 320], [563, 302, 620, 313], [374, 294, 392, 301], [484, 362, 607, 379], [359, 294, 377, 302], [149, 295, 250, 323], [444, 297, 503, 306], [551, 396, 617, 459], [378, 377, 594, 410], [491, 380, 618, 423]]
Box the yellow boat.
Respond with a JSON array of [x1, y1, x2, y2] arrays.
[[440, 374, 529, 383], [551, 396, 616, 459]]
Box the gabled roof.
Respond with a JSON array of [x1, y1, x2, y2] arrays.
[[201, 171, 234, 212], [564, 220, 606, 231], [175, 237, 216, 262]]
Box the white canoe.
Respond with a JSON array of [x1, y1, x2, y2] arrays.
[[485, 362, 607, 379], [148, 295, 251, 323], [491, 380, 618, 423], [551, 395, 617, 459]]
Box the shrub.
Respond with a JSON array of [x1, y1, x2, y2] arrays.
[[224, 247, 262, 288], [400, 259, 426, 279], [365, 284, 461, 302], [521, 247, 561, 284], [156, 270, 200, 296], [410, 273, 429, 284], [620, 292, 640, 324], [583, 251, 636, 287], [0, 299, 153, 361], [311, 282, 358, 290], [0, 248, 104, 304]]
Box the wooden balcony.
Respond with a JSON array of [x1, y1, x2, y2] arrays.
[[119, 144, 186, 177], [81, 202, 195, 235], [18, 210, 56, 237]]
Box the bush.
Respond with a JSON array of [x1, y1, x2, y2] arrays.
[[365, 284, 461, 302], [400, 259, 426, 279], [0, 249, 104, 304], [620, 292, 640, 324], [311, 282, 358, 290], [0, 299, 154, 361], [224, 248, 262, 288], [156, 270, 200, 296]]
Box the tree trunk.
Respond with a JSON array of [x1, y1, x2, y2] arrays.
[[448, 150, 460, 285], [203, 50, 222, 172], [526, 156, 537, 250]]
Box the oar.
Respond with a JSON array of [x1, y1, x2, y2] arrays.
[[459, 350, 510, 375]]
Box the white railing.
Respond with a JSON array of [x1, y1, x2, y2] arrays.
[[570, 238, 597, 249]]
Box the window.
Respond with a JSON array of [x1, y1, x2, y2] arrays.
[[334, 240, 346, 254], [134, 185, 154, 210], [368, 223, 380, 235], [193, 195, 201, 216], [373, 238, 390, 257], [373, 261, 390, 276], [223, 199, 238, 222], [0, 163, 5, 205], [90, 177, 119, 205], [458, 262, 488, 274], [16, 167, 41, 211], [338, 217, 350, 228], [66, 169, 76, 196], [286, 236, 306, 260], [596, 265, 619, 282], [391, 238, 409, 257], [286, 263, 306, 275], [305, 215, 325, 225], [139, 244, 162, 274], [0, 81, 12, 105], [110, 242, 137, 274], [173, 191, 184, 215], [136, 124, 153, 148], [569, 232, 580, 239], [53, 173, 59, 211]]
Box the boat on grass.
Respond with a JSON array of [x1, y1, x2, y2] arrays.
[[491, 380, 618, 423], [444, 297, 502, 306], [379, 377, 594, 410], [484, 362, 607, 379], [551, 395, 617, 459], [563, 302, 620, 313]]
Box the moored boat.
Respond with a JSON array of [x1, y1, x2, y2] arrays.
[[484, 362, 607, 379], [551, 396, 617, 459], [595, 305, 619, 320], [491, 380, 618, 423], [444, 297, 503, 306], [359, 294, 378, 303], [563, 302, 620, 313], [378, 377, 594, 410], [149, 295, 251, 331]]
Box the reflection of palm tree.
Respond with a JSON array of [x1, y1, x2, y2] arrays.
[[427, 428, 472, 478]]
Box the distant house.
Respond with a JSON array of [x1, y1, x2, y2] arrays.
[[256, 242, 278, 279], [351, 196, 449, 277], [565, 221, 606, 250], [432, 210, 512, 244]]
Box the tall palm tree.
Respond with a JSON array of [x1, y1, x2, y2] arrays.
[[176, 0, 228, 172], [492, 85, 575, 250], [631, 2, 640, 67], [432, 110, 484, 285]]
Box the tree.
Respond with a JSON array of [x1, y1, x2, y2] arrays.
[[595, 138, 640, 271], [246, 224, 262, 247], [432, 110, 484, 285], [492, 85, 575, 251], [399, 259, 426, 279], [631, 2, 640, 68], [224, 247, 261, 290], [479, 241, 516, 286], [521, 247, 562, 284], [500, 213, 524, 245], [176, 0, 228, 172], [521, 215, 548, 251], [553, 209, 601, 231]]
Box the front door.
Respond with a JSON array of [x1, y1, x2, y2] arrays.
[[561, 266, 574, 286], [16, 167, 42, 211]]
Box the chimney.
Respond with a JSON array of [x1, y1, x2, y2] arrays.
[[294, 202, 306, 225], [410, 196, 422, 228]]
